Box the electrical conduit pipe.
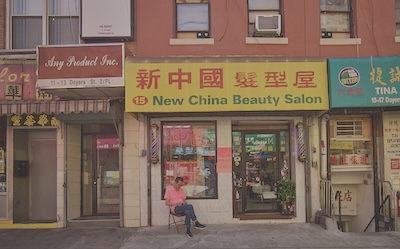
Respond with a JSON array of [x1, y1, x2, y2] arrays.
[[320, 115, 329, 180]]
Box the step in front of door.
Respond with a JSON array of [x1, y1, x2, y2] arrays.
[[68, 219, 120, 228]]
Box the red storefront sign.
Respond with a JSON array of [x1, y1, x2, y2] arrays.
[[0, 62, 51, 100], [37, 44, 124, 89]]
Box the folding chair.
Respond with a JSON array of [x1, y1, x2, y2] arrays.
[[168, 209, 185, 233]]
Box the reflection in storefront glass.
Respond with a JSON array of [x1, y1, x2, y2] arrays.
[[162, 122, 217, 199]]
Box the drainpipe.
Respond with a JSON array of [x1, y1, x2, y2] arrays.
[[320, 114, 330, 180], [146, 116, 152, 226], [63, 122, 68, 228], [118, 120, 124, 228]]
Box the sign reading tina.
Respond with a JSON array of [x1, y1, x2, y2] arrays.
[[10, 114, 60, 127]]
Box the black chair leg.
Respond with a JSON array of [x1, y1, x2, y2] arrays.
[[172, 214, 180, 233], [168, 211, 184, 234]]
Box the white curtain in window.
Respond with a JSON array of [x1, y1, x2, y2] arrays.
[[49, 0, 79, 45], [49, 0, 79, 15], [12, 0, 43, 49], [177, 4, 209, 31], [12, 17, 42, 49], [49, 17, 79, 45], [13, 0, 43, 15]]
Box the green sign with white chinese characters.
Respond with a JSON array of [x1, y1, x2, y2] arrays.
[[328, 56, 400, 108]]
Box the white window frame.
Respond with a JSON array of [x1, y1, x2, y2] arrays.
[[175, 0, 210, 39], [247, 0, 281, 37], [320, 0, 352, 39], [396, 0, 400, 41], [245, 0, 288, 45], [7, 0, 80, 50], [170, 0, 213, 45]]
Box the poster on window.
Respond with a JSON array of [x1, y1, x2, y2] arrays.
[[163, 122, 217, 198], [383, 114, 400, 190], [383, 116, 400, 159]]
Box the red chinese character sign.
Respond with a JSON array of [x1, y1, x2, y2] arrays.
[[125, 58, 329, 112]]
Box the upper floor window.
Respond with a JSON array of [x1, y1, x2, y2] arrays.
[[248, 0, 281, 37], [396, 0, 400, 36], [175, 0, 209, 39], [11, 0, 79, 49], [320, 0, 353, 39]]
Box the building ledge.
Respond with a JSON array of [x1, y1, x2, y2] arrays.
[[320, 38, 361, 46], [169, 38, 215, 45], [246, 37, 288, 45]]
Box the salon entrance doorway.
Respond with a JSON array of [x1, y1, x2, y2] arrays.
[[232, 128, 290, 216]]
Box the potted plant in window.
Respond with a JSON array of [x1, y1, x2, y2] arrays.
[[276, 179, 295, 215]]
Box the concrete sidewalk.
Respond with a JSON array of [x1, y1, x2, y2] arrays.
[[1, 223, 400, 249]]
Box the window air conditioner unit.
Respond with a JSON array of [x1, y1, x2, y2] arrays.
[[334, 120, 363, 138], [255, 14, 281, 36]]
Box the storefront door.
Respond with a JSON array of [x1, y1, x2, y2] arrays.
[[82, 132, 120, 216], [233, 130, 290, 214], [95, 138, 120, 215], [13, 130, 57, 223]]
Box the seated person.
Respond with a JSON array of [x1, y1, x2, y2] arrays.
[[164, 176, 206, 238]]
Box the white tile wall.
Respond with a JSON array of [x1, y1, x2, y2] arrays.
[[122, 113, 142, 227]]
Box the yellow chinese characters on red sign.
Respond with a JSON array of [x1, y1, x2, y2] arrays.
[[125, 58, 329, 112], [10, 114, 60, 127]]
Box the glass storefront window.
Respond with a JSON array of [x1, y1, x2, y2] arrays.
[[162, 122, 217, 199], [330, 140, 372, 166], [329, 117, 373, 167]]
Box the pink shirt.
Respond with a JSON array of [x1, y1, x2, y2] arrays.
[[164, 186, 186, 213]]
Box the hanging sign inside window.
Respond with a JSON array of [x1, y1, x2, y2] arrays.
[[96, 138, 119, 150]]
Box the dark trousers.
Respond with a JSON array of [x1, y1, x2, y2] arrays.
[[174, 204, 197, 231]]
